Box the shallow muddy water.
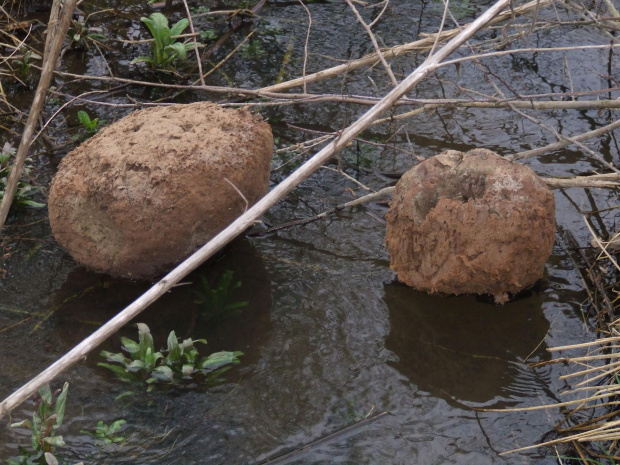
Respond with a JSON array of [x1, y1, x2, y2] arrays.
[[1, 0, 619, 463]]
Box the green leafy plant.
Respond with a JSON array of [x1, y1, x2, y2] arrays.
[[241, 39, 265, 59], [81, 419, 126, 445], [12, 50, 41, 80], [0, 142, 45, 209], [8, 384, 69, 465], [191, 6, 211, 16], [77, 111, 102, 134], [68, 14, 107, 50], [199, 29, 218, 41], [99, 323, 242, 388], [131, 13, 197, 68], [193, 270, 248, 322]]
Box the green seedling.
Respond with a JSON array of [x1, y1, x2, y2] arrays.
[[81, 419, 126, 445], [193, 270, 248, 322], [241, 39, 265, 59], [99, 323, 242, 389], [191, 6, 211, 16], [8, 384, 69, 465], [77, 111, 102, 134], [0, 143, 45, 209], [12, 50, 41, 80], [70, 15, 107, 49], [131, 13, 197, 68], [199, 29, 218, 41]]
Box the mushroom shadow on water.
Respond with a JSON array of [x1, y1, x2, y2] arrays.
[[383, 283, 550, 404], [51, 239, 272, 369]]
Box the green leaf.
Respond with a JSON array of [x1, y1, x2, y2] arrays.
[[97, 363, 138, 382], [19, 199, 46, 208], [164, 42, 188, 62], [169, 18, 189, 38], [181, 338, 194, 352], [53, 383, 69, 430], [121, 337, 139, 354], [77, 110, 91, 126], [10, 418, 32, 430], [144, 347, 163, 368], [44, 453, 59, 465], [125, 360, 145, 372], [87, 33, 108, 41], [109, 419, 126, 433], [152, 365, 174, 382], [38, 385, 52, 405], [102, 351, 131, 365], [130, 55, 155, 65], [167, 331, 181, 361], [137, 323, 154, 360], [114, 391, 134, 401], [181, 364, 194, 377], [198, 351, 243, 371], [142, 13, 171, 54], [32, 412, 42, 450], [43, 435, 65, 448], [224, 301, 249, 311]]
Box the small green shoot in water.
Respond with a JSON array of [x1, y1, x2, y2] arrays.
[[99, 323, 242, 389], [193, 270, 248, 322], [80, 419, 126, 445], [77, 111, 102, 134], [131, 13, 198, 69], [241, 39, 265, 59], [7, 384, 69, 465], [12, 50, 41, 81]]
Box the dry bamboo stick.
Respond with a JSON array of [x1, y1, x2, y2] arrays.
[[27, 66, 620, 110], [260, 0, 553, 93], [548, 336, 620, 351], [585, 216, 620, 272], [543, 173, 620, 189], [344, 0, 398, 86], [568, 362, 620, 385], [253, 173, 619, 236], [480, 391, 615, 413], [0, 0, 514, 420], [0, 0, 78, 233], [510, 117, 620, 160]]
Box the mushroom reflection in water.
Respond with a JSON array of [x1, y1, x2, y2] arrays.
[[383, 283, 550, 404]]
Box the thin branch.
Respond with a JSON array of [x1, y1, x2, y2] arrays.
[[297, 0, 312, 94], [181, 0, 205, 86], [430, 0, 450, 58], [510, 117, 620, 160], [345, 0, 398, 86]]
